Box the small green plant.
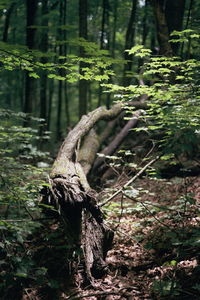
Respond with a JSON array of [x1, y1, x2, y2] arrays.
[[0, 109, 51, 298]]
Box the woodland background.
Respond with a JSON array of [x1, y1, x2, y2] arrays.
[[0, 0, 200, 299]]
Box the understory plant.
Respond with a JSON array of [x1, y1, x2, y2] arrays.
[[0, 110, 51, 298]]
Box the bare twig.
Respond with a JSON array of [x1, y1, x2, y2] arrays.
[[100, 156, 160, 207], [125, 193, 173, 230], [66, 286, 138, 299]]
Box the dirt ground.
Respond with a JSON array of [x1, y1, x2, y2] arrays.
[[62, 176, 200, 300]]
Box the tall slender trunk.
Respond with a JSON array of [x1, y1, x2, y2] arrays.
[[39, 0, 48, 136], [24, 0, 38, 124], [79, 0, 88, 118], [98, 0, 110, 107], [63, 0, 70, 128], [123, 0, 137, 86], [181, 0, 194, 59], [56, 0, 65, 140], [111, 0, 118, 58], [2, 1, 16, 42], [56, 79, 62, 140], [47, 79, 54, 131], [142, 0, 148, 46], [2, 0, 16, 110], [138, 0, 148, 74]]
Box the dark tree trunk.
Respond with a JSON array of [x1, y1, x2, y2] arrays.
[[123, 0, 138, 86], [24, 0, 38, 124], [100, 0, 110, 50], [63, 0, 70, 128], [111, 0, 118, 58], [47, 79, 54, 131], [151, 0, 186, 56], [2, 1, 16, 42], [56, 80, 63, 140], [151, 0, 172, 57], [56, 0, 69, 140], [79, 0, 88, 118], [39, 0, 48, 136], [98, 0, 110, 107], [165, 0, 186, 55], [56, 0, 64, 140], [181, 0, 194, 59], [142, 0, 148, 46]]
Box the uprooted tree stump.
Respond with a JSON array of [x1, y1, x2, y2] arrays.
[[41, 102, 144, 285]]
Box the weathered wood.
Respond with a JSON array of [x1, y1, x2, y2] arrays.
[[93, 110, 141, 172], [50, 103, 123, 179], [77, 101, 147, 176], [43, 104, 131, 283], [42, 101, 147, 284]]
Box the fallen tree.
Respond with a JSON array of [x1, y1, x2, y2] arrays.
[[41, 100, 145, 286]]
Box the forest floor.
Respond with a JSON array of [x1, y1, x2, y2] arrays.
[[63, 175, 200, 300]]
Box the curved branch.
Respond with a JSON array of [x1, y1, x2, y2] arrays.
[[93, 110, 142, 172], [51, 103, 123, 177]]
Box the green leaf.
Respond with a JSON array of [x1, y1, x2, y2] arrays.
[[29, 72, 40, 79]]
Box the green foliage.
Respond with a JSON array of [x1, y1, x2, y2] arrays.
[[170, 29, 200, 44], [152, 279, 181, 298], [126, 45, 152, 57], [0, 39, 116, 84], [105, 34, 200, 162], [0, 109, 51, 298]]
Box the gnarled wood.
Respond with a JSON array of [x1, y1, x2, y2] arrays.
[[42, 100, 148, 284], [43, 104, 127, 283]]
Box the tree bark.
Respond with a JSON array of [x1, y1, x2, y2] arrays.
[[39, 0, 48, 137], [123, 0, 138, 86], [56, 0, 66, 140], [24, 0, 38, 124], [111, 0, 118, 58], [165, 0, 186, 55], [98, 0, 110, 108], [151, 0, 186, 56], [151, 0, 173, 57], [79, 0, 88, 118], [2, 1, 16, 42], [42, 104, 126, 283], [93, 110, 141, 172], [142, 0, 148, 46]]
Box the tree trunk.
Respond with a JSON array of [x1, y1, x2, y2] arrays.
[[2, 1, 16, 42], [63, 0, 70, 128], [98, 0, 110, 108], [93, 111, 141, 173], [56, 0, 65, 140], [79, 0, 88, 118], [123, 0, 138, 86], [142, 0, 148, 46], [151, 0, 186, 56], [39, 0, 48, 137], [41, 104, 126, 283], [41, 97, 149, 285], [181, 0, 194, 59], [111, 0, 118, 58], [24, 0, 38, 124], [165, 0, 186, 55], [151, 0, 173, 57], [47, 79, 54, 131]]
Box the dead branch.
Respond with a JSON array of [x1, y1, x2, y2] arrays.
[[93, 110, 142, 172], [100, 156, 160, 207], [66, 286, 138, 299]]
